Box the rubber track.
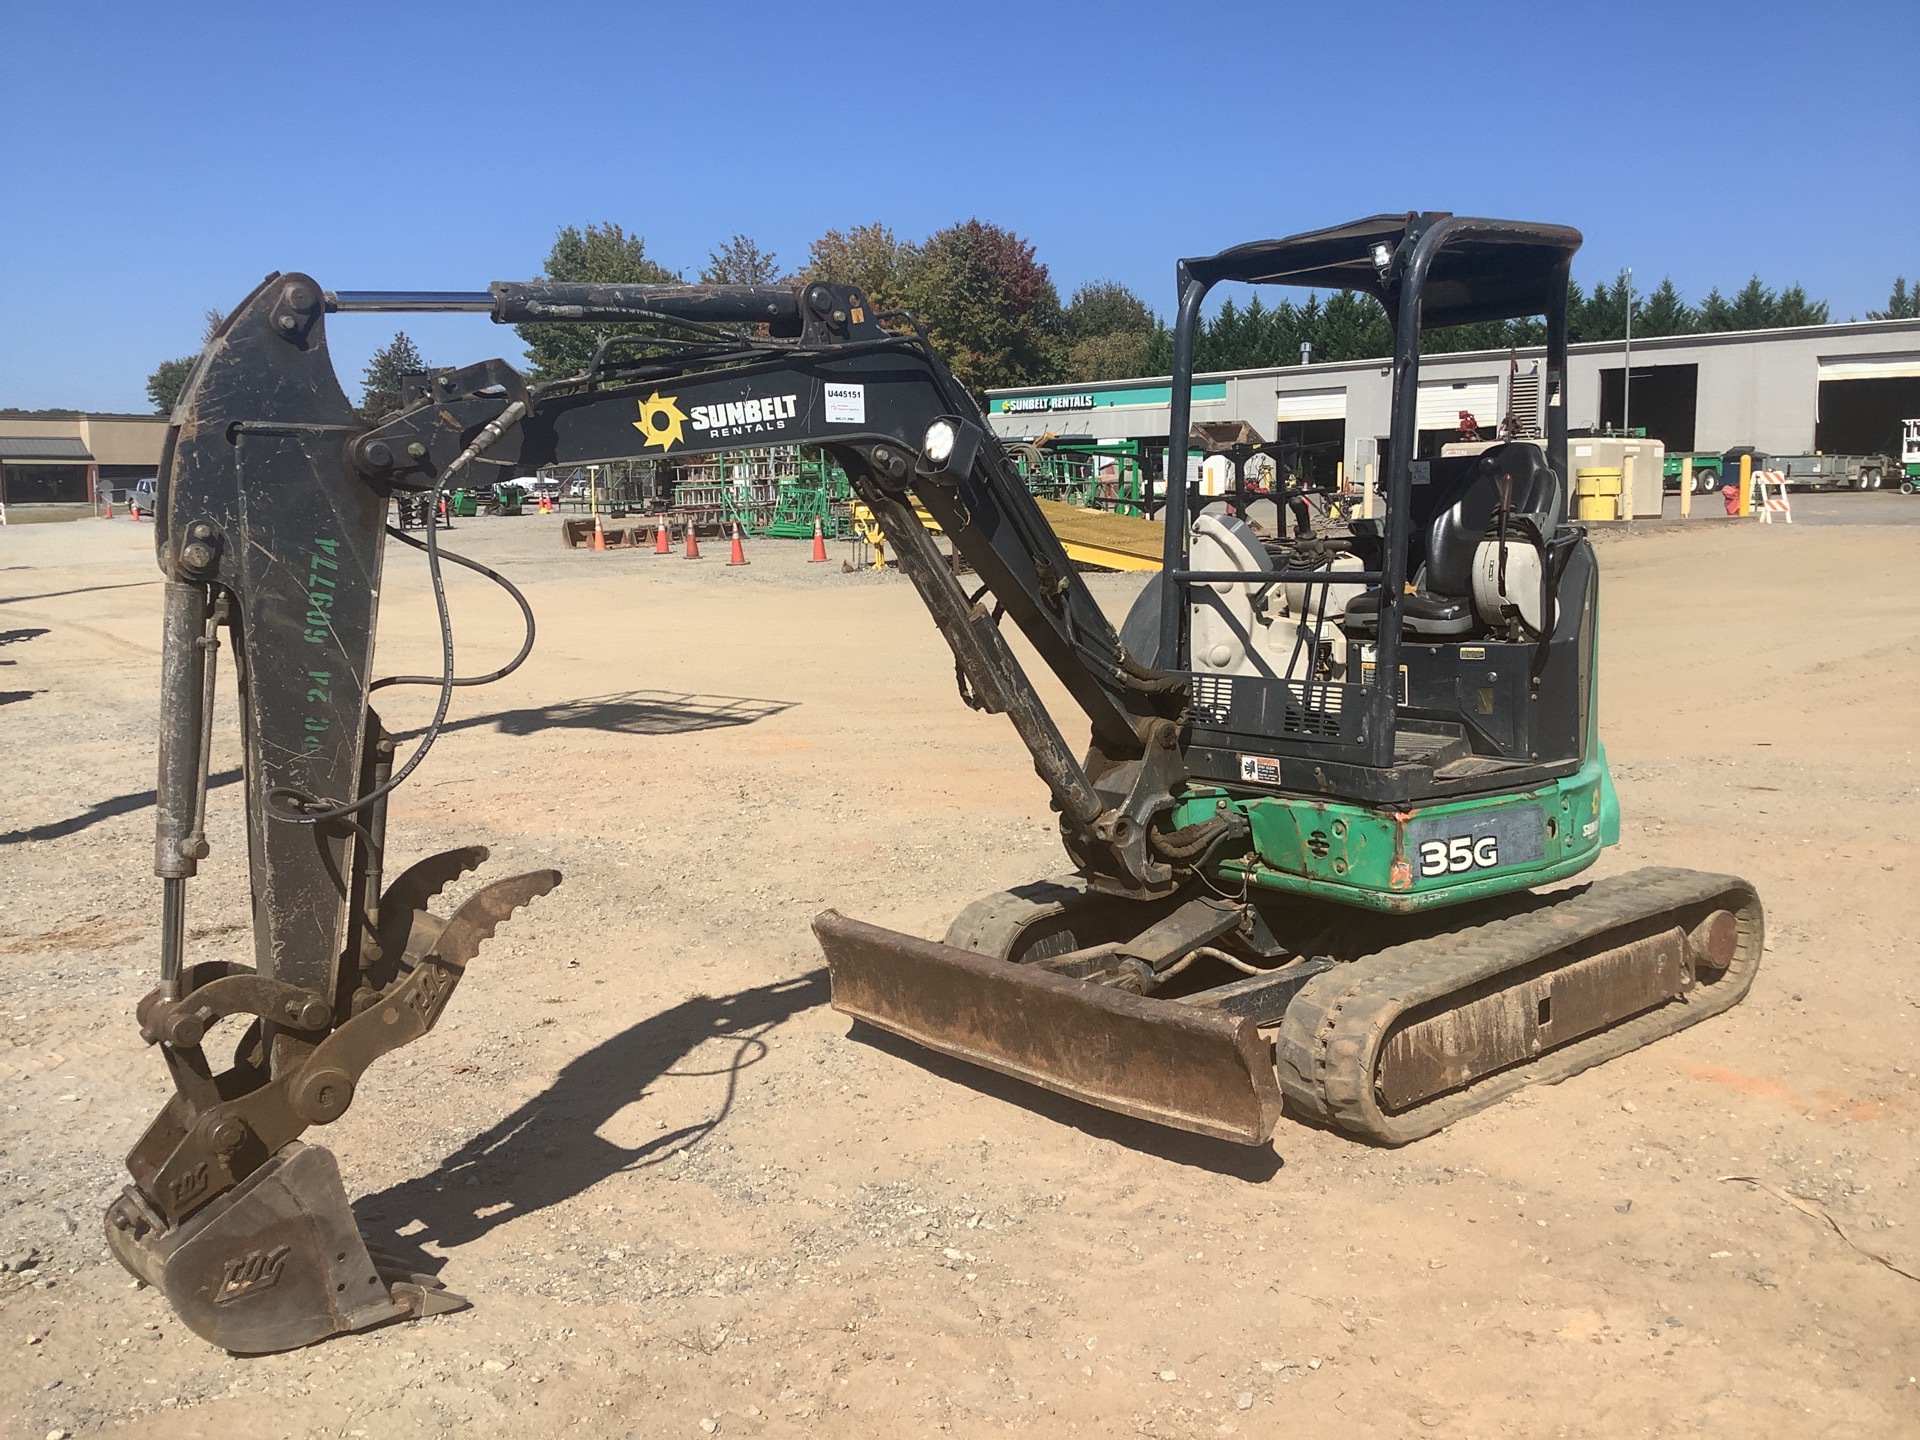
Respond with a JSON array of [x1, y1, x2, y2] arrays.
[[1274, 866, 1763, 1145]]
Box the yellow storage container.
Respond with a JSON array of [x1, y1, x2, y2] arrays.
[[1574, 466, 1623, 521]]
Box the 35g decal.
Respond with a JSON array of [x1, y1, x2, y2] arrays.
[[1418, 834, 1499, 877]]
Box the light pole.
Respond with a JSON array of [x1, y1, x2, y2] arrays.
[[1622, 267, 1634, 436]]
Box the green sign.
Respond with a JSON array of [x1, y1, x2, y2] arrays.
[[990, 381, 1226, 415]]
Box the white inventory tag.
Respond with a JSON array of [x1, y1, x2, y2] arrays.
[[824, 383, 866, 424]]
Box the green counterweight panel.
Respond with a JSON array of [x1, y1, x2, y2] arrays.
[[1176, 752, 1620, 915]]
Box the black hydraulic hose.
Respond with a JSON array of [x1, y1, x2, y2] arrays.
[[268, 399, 528, 826], [372, 526, 536, 691]]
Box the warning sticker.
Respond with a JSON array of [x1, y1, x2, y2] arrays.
[[825, 383, 866, 425], [1238, 754, 1282, 785]]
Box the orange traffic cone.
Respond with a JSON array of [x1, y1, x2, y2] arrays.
[[684, 519, 701, 559], [655, 516, 671, 554], [131, 502, 141, 522], [809, 515, 828, 562], [103, 497, 114, 519], [727, 520, 749, 566], [591, 516, 605, 551]]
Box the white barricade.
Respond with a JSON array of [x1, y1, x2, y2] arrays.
[[1753, 470, 1792, 524]]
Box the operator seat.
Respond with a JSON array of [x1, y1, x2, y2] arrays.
[[1344, 443, 1564, 640]]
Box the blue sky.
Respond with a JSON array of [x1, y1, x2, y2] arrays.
[[3, 0, 1915, 413]]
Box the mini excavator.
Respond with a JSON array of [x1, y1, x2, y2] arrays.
[[115, 212, 1761, 1353]]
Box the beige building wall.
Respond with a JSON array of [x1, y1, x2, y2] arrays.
[[0, 415, 168, 466]]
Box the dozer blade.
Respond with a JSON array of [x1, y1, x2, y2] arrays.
[[815, 910, 1283, 1145], [106, 1142, 463, 1355]]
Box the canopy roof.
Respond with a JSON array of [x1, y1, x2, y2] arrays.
[[1183, 213, 1582, 328]]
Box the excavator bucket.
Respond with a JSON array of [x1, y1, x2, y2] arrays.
[[106, 1142, 462, 1355], [814, 911, 1283, 1145]]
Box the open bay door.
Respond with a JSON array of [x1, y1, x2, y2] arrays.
[[1274, 387, 1346, 486], [1816, 354, 1920, 467]]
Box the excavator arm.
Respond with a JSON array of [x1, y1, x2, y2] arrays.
[[111, 272, 1202, 1353]]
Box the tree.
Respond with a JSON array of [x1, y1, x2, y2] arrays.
[[799, 223, 919, 313], [1569, 271, 1634, 342], [1770, 284, 1828, 328], [1636, 277, 1697, 336], [360, 332, 426, 420], [145, 308, 225, 414], [514, 223, 681, 381], [1058, 280, 1159, 381], [701, 234, 785, 286], [146, 358, 195, 416], [904, 219, 1063, 394], [1062, 280, 1155, 343], [1066, 330, 1155, 381], [1869, 277, 1917, 321]]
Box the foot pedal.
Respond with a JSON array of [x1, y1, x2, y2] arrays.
[[108, 1141, 465, 1355]]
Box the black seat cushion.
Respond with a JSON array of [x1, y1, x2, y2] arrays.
[[1341, 591, 1473, 639]]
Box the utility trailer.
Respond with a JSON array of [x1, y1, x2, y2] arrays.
[[1767, 452, 1891, 490]]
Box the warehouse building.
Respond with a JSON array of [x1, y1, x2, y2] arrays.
[[0, 414, 169, 507], [985, 317, 1920, 489]]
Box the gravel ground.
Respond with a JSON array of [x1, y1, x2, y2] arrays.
[[2, 501, 1917, 1438]]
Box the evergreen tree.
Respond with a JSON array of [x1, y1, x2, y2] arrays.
[[1636, 278, 1697, 336], [1868, 277, 1917, 321], [514, 223, 681, 381], [1314, 290, 1393, 361], [700, 234, 785, 286], [1770, 284, 1828, 328], [1569, 271, 1634, 342], [360, 332, 426, 420], [1727, 276, 1778, 330]]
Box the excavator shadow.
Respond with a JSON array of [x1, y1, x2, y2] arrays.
[[846, 1021, 1285, 1182], [355, 969, 830, 1272], [394, 688, 797, 741]]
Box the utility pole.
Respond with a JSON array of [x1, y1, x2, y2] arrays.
[[1622, 267, 1634, 435]]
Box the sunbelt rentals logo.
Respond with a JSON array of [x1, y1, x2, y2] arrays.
[[632, 391, 799, 451]]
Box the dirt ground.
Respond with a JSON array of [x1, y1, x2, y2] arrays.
[[3, 497, 1917, 1439]]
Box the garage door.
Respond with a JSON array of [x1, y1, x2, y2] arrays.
[[1817, 355, 1920, 381], [1416, 377, 1500, 429], [1275, 388, 1347, 423]]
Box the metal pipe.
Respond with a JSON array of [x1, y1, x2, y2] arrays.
[[1621, 266, 1633, 435], [325, 291, 495, 313], [1158, 269, 1211, 666], [1371, 224, 1451, 768]]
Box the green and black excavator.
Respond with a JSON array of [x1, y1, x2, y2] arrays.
[[117, 211, 1760, 1353]]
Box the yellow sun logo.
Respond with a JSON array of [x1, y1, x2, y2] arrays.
[[633, 392, 689, 451]]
